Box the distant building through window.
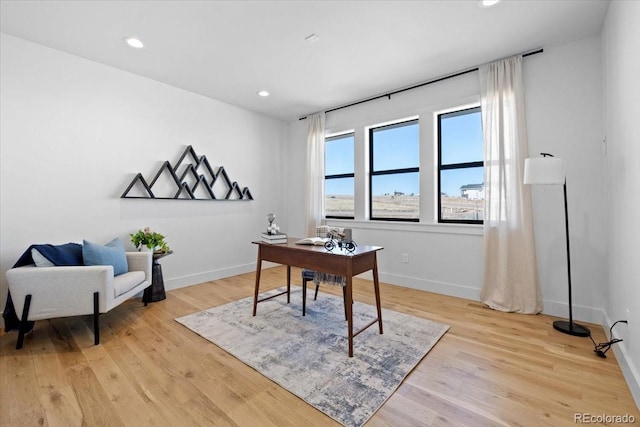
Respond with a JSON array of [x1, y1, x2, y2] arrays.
[[460, 183, 484, 200]]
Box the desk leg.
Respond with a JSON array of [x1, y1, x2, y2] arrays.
[[373, 253, 383, 334], [253, 248, 262, 316], [346, 275, 354, 358], [373, 252, 382, 334], [286, 265, 291, 303]]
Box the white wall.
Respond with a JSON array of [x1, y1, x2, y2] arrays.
[[602, 0, 640, 407], [0, 33, 287, 325], [285, 36, 607, 323], [525, 37, 607, 322]]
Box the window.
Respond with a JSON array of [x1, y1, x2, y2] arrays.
[[325, 133, 355, 219], [438, 106, 484, 224], [369, 119, 419, 221]]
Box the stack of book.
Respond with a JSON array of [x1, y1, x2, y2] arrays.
[[261, 232, 287, 244]]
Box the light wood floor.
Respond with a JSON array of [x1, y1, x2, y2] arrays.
[[1, 266, 638, 426]]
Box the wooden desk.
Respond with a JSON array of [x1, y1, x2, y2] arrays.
[[252, 238, 384, 357]]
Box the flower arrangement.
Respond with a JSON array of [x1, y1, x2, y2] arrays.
[[130, 227, 170, 252]]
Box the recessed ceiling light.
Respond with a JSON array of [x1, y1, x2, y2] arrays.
[[257, 90, 270, 97], [123, 37, 145, 49], [479, 0, 501, 7]]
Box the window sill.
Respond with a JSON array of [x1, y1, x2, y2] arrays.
[[325, 219, 483, 236]]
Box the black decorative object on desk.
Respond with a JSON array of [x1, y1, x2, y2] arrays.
[[143, 250, 173, 304], [324, 228, 357, 253]]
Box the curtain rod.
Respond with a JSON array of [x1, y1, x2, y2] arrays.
[[298, 48, 543, 121]]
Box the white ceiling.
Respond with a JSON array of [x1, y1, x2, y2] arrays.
[[0, 0, 610, 122]]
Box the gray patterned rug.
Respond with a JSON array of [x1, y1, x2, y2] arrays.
[[176, 287, 449, 427]]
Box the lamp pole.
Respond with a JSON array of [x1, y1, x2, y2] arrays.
[[553, 177, 590, 337]]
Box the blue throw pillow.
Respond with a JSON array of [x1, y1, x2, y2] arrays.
[[82, 238, 128, 276]]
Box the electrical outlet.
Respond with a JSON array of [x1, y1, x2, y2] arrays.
[[402, 253, 409, 263]]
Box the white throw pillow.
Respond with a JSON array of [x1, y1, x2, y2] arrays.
[[31, 248, 54, 267]]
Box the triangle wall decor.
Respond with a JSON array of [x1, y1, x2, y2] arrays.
[[121, 146, 254, 201]]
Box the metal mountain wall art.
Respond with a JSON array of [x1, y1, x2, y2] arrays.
[[121, 145, 253, 201]]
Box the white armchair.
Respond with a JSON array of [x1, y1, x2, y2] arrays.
[[6, 251, 152, 349]]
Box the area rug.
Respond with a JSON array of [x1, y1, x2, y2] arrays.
[[175, 287, 449, 427]]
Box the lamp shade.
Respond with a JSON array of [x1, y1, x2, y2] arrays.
[[524, 157, 565, 185]]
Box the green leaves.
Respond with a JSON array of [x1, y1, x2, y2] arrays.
[[130, 227, 170, 251]]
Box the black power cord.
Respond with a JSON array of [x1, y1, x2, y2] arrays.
[[589, 320, 628, 358]]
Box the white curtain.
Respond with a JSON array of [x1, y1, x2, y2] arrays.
[[305, 112, 326, 237], [479, 56, 542, 314]]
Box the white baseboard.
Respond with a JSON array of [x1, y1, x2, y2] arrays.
[[602, 312, 640, 409], [164, 263, 256, 291], [378, 272, 481, 301], [380, 272, 604, 324], [164, 266, 604, 325], [540, 299, 603, 324]]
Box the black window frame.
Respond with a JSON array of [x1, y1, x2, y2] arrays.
[[368, 119, 420, 222], [324, 132, 355, 220], [437, 106, 483, 225]]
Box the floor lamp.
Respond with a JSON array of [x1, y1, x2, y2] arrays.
[[524, 153, 590, 337]]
